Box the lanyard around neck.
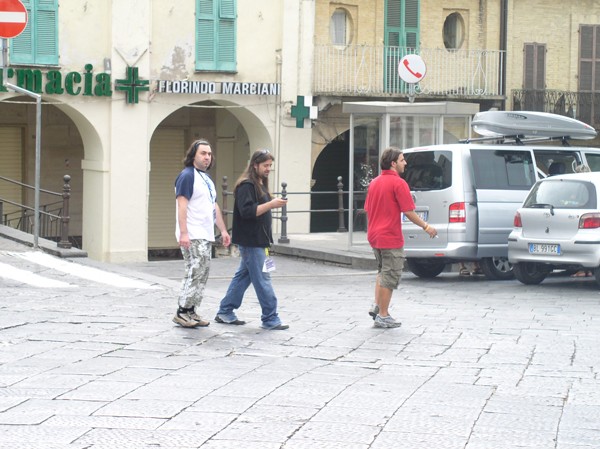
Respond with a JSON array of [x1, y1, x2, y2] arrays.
[[196, 169, 216, 204]]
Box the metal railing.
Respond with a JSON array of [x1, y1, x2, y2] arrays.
[[220, 176, 363, 244], [512, 89, 600, 129], [314, 44, 504, 98], [0, 174, 73, 249]]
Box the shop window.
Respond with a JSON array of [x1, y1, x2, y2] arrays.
[[442, 12, 465, 50], [11, 0, 59, 65]]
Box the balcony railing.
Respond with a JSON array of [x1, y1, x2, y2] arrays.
[[512, 89, 600, 129], [313, 45, 505, 98]]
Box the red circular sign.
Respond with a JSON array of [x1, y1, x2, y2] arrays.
[[0, 0, 28, 39]]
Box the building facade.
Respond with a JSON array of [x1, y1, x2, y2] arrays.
[[0, 0, 315, 262], [3, 0, 600, 261]]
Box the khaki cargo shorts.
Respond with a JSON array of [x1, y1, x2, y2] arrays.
[[373, 247, 405, 290]]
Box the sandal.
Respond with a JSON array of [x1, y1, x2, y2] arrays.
[[471, 268, 483, 276]]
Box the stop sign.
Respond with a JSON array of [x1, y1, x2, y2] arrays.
[[0, 0, 27, 39]]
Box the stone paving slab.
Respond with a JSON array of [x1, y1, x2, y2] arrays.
[[1, 241, 600, 447]]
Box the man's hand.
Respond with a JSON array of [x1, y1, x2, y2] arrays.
[[221, 231, 231, 247], [179, 232, 191, 249], [270, 198, 288, 209]]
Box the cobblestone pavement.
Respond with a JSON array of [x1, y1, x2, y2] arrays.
[[1, 241, 600, 448]]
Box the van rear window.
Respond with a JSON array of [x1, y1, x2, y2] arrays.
[[471, 149, 535, 190], [403, 151, 452, 191], [525, 180, 597, 209]]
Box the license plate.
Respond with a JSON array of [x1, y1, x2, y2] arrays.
[[529, 243, 561, 255], [402, 211, 428, 223]]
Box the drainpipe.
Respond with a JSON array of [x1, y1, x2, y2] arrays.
[[500, 0, 508, 110], [274, 49, 282, 199]]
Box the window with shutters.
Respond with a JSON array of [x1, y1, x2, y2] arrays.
[[522, 43, 546, 111], [523, 43, 545, 90], [196, 0, 236, 72], [578, 25, 600, 126], [10, 0, 58, 66], [384, 0, 420, 93]]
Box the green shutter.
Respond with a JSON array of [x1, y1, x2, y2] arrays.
[[11, 0, 33, 64], [197, 0, 215, 69], [385, 0, 401, 46], [11, 0, 58, 65], [384, 0, 420, 92], [405, 0, 419, 50], [196, 0, 236, 71], [35, 0, 58, 64], [385, 0, 419, 48]]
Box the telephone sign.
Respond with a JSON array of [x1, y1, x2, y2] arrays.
[[398, 54, 427, 84]]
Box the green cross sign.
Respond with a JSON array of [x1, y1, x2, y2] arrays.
[[290, 95, 316, 128], [115, 66, 150, 104]]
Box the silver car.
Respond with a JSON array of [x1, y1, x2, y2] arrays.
[[508, 172, 600, 286]]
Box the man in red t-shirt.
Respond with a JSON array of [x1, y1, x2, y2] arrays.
[[364, 147, 438, 328]]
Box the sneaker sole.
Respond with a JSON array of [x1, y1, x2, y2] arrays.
[[373, 322, 402, 329], [214, 316, 246, 325], [261, 324, 289, 330]]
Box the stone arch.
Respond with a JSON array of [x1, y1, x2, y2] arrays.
[[147, 98, 274, 253]]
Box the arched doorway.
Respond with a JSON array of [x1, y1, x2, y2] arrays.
[[147, 100, 272, 256], [0, 96, 85, 246], [310, 131, 350, 232]]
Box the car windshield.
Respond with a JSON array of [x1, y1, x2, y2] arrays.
[[403, 150, 452, 191], [524, 179, 597, 209]]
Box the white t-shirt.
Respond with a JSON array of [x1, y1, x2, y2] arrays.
[[174, 166, 216, 241]]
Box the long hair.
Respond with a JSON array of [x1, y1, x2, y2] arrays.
[[235, 149, 275, 200], [183, 139, 213, 169], [380, 147, 403, 170]]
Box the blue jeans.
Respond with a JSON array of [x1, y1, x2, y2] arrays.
[[217, 246, 281, 327]]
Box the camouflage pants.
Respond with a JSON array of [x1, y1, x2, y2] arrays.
[[178, 239, 212, 310]]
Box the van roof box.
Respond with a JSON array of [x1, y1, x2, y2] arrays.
[[469, 111, 597, 142]]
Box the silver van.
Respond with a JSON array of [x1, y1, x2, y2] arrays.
[[400, 112, 600, 280]]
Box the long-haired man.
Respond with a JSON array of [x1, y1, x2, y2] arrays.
[[173, 139, 230, 328], [215, 149, 289, 330]]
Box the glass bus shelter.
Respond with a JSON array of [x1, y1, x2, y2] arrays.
[[342, 101, 480, 248]]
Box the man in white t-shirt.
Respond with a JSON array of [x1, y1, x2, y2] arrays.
[[174, 139, 230, 327]]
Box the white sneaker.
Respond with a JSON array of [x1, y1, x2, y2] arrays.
[[374, 314, 402, 328]]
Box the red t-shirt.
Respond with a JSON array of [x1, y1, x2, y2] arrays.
[[364, 169, 415, 249]]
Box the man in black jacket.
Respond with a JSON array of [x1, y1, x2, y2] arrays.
[[215, 149, 289, 330]]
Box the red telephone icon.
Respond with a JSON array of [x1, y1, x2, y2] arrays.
[[403, 58, 423, 79]]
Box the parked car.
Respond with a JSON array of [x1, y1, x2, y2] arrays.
[[401, 111, 600, 281], [507, 172, 600, 286]]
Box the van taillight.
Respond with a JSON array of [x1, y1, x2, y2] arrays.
[[514, 212, 522, 228], [579, 213, 600, 229], [449, 202, 465, 223]]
